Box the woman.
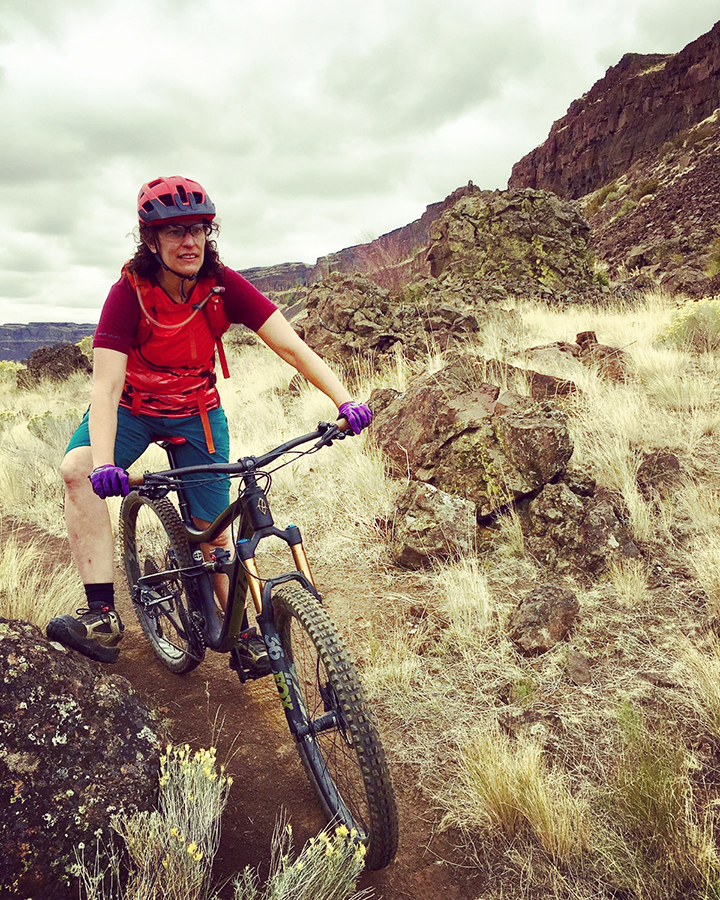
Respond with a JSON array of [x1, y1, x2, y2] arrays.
[[47, 176, 372, 669]]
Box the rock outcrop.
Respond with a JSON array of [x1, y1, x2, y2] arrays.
[[370, 356, 574, 516], [508, 21, 720, 291], [509, 21, 720, 200], [17, 342, 93, 387], [426, 188, 603, 303], [297, 189, 609, 363], [296, 273, 484, 362], [0, 619, 162, 899]]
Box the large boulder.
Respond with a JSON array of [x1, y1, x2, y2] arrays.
[[0, 619, 162, 899], [371, 355, 573, 516], [426, 189, 602, 302]]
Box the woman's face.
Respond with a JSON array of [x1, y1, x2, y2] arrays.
[[149, 218, 207, 278]]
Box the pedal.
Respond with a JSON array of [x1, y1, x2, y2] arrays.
[[229, 629, 272, 683]]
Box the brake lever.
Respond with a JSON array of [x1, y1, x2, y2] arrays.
[[314, 423, 350, 449], [130, 475, 183, 499]]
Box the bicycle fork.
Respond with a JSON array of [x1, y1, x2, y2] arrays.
[[233, 526, 331, 741], [237, 523, 316, 616]]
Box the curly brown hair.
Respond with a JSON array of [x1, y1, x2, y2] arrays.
[[127, 223, 223, 278]]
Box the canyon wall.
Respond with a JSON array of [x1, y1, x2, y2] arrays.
[[509, 21, 720, 199]]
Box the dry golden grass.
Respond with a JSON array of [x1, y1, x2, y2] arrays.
[[0, 530, 82, 627], [441, 727, 591, 864]]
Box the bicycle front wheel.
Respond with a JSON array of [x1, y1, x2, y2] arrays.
[[120, 493, 205, 674], [272, 583, 398, 870]]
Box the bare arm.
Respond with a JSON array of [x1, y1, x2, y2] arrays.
[[256, 310, 353, 409], [88, 348, 128, 468]]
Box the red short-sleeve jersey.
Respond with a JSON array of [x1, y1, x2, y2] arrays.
[[93, 265, 277, 354]]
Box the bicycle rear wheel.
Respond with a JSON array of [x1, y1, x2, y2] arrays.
[[272, 583, 398, 870], [120, 493, 205, 674]]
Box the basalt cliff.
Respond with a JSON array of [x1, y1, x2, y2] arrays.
[[509, 20, 720, 294]]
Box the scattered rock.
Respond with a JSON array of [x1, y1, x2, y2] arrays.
[[508, 584, 580, 655], [525, 483, 640, 575], [482, 358, 578, 401], [0, 618, 162, 899], [565, 649, 593, 685], [525, 334, 630, 382], [575, 331, 631, 382], [525, 340, 582, 364], [392, 481, 476, 568], [636, 449, 682, 499]]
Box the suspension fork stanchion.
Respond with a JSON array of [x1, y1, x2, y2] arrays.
[[236, 539, 263, 615], [286, 525, 316, 590]]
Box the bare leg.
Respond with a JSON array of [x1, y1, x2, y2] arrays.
[[193, 518, 234, 610], [61, 446, 115, 584]]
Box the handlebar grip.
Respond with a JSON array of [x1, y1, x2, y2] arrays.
[[128, 473, 145, 487]]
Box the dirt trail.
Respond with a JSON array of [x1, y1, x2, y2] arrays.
[[6, 517, 482, 900], [112, 569, 483, 900]]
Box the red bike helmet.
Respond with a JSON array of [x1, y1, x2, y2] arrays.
[[137, 176, 216, 224]]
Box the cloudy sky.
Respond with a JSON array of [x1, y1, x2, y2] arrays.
[[1, 0, 718, 324]]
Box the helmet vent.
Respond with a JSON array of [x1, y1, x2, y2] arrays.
[[138, 176, 215, 223]]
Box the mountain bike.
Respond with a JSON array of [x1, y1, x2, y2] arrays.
[[119, 421, 398, 870]]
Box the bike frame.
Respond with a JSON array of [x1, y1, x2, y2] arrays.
[[132, 422, 347, 735]]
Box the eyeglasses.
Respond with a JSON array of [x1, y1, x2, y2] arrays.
[[158, 223, 213, 242]]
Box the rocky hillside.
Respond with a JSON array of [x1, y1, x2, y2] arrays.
[[509, 20, 720, 293], [509, 22, 720, 200]]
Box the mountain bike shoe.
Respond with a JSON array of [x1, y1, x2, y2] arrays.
[[46, 606, 124, 664], [230, 628, 271, 681]]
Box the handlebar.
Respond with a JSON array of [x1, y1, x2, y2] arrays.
[[128, 420, 348, 489]]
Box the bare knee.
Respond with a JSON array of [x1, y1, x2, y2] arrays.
[[61, 447, 93, 494]]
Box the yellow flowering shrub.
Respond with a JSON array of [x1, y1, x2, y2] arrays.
[[656, 296, 720, 352], [232, 819, 367, 900], [76, 746, 366, 900]]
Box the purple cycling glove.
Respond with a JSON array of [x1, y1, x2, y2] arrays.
[[89, 464, 130, 499], [337, 401, 373, 435]]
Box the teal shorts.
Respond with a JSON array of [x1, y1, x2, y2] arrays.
[[65, 405, 231, 523]]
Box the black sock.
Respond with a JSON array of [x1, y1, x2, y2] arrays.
[[84, 583, 115, 611]]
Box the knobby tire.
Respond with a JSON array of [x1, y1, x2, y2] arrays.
[[120, 492, 205, 674], [272, 583, 398, 870]]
